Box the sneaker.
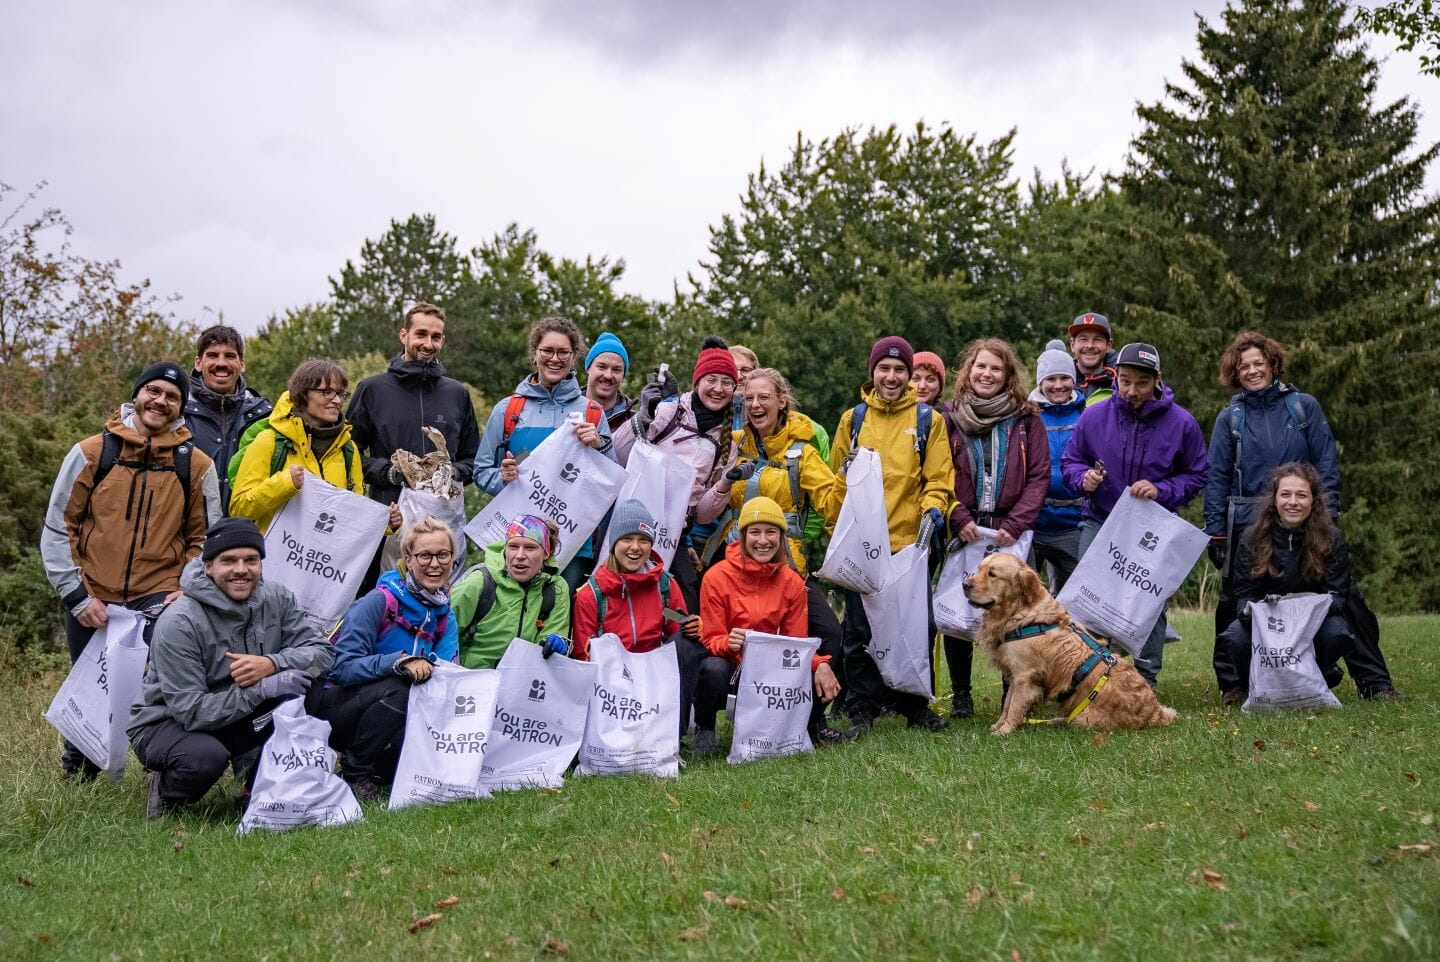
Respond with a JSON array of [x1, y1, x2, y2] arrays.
[[145, 771, 169, 820], [693, 728, 720, 758], [1220, 689, 1245, 707], [846, 709, 875, 733], [810, 720, 859, 746], [347, 777, 388, 803], [950, 691, 974, 719], [907, 710, 948, 732], [1360, 686, 1405, 701]]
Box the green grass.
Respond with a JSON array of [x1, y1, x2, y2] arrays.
[[3, 612, 1437, 961]]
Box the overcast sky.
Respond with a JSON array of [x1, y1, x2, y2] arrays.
[[4, 1, 1436, 334]]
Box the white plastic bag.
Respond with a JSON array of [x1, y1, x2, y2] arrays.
[[238, 699, 363, 834], [816, 447, 891, 594], [44, 605, 148, 781], [1243, 593, 1342, 712], [860, 544, 934, 699], [479, 639, 597, 792], [600, 440, 693, 568], [1056, 492, 1208, 656], [577, 634, 681, 778], [264, 477, 391, 636], [932, 528, 1036, 637], [727, 633, 820, 764], [389, 662, 502, 810], [465, 419, 627, 570], [381, 487, 469, 583]]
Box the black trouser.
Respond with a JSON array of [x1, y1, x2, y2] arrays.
[[62, 590, 169, 775], [675, 636, 708, 739], [668, 534, 703, 616], [806, 580, 845, 696], [132, 705, 280, 808], [1221, 615, 1354, 693], [694, 654, 827, 731], [840, 589, 930, 721], [942, 635, 974, 699], [306, 676, 411, 783], [1030, 527, 1081, 594], [1212, 585, 1243, 694]]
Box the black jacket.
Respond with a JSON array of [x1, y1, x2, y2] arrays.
[[346, 355, 481, 505], [1232, 522, 1350, 606], [183, 374, 272, 513]]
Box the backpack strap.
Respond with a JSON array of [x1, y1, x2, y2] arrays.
[[587, 573, 607, 627], [915, 402, 934, 463], [342, 440, 357, 491], [1283, 392, 1309, 431], [536, 578, 557, 632], [378, 583, 448, 647], [659, 570, 672, 610], [86, 430, 192, 539], [848, 402, 868, 452], [584, 400, 603, 428], [501, 394, 528, 451], [460, 566, 498, 644], [267, 427, 294, 477]]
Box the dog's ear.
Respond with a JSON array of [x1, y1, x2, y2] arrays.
[[1018, 563, 1047, 608]]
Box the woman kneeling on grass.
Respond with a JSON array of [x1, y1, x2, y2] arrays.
[[452, 515, 572, 669], [306, 515, 459, 801], [694, 497, 848, 757]]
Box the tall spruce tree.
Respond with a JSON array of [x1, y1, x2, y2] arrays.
[[1120, 0, 1440, 609]]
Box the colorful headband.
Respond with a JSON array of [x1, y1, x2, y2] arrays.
[[506, 515, 553, 555]]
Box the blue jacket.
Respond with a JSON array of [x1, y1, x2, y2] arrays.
[[1202, 381, 1340, 536], [1030, 388, 1086, 534], [1060, 385, 1208, 524], [329, 569, 458, 686], [473, 374, 615, 496]]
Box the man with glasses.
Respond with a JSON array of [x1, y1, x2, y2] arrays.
[[42, 361, 222, 777]]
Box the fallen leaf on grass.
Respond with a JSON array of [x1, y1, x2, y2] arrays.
[[436, 896, 460, 909], [859, 846, 877, 855], [409, 914, 443, 934], [677, 926, 707, 941], [17, 875, 34, 888], [723, 895, 748, 909], [439, 867, 458, 877], [1236, 827, 1249, 840], [1403, 772, 1421, 787], [920, 834, 937, 845], [1142, 821, 1165, 830], [1011, 949, 1024, 962], [1303, 801, 1321, 812], [379, 867, 393, 876], [1089, 799, 1107, 811], [1198, 869, 1229, 891], [703, 890, 718, 903], [741, 799, 751, 810], [660, 852, 673, 867], [965, 886, 983, 906], [665, 793, 680, 807], [1253, 740, 1266, 751], [543, 938, 569, 955], [1091, 732, 1109, 747], [830, 887, 847, 901], [1397, 843, 1434, 855]]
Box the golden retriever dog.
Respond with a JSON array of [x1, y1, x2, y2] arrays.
[[962, 553, 1177, 734]]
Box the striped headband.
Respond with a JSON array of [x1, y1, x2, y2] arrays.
[[506, 515, 553, 555]]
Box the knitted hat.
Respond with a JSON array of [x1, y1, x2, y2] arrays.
[[608, 499, 656, 544], [737, 496, 786, 531], [1116, 342, 1161, 373], [1044, 338, 1067, 352], [202, 517, 266, 561], [585, 332, 630, 373], [133, 361, 190, 409], [912, 351, 947, 394], [1036, 349, 1077, 385], [693, 347, 739, 385], [868, 336, 914, 375], [1067, 312, 1112, 340]]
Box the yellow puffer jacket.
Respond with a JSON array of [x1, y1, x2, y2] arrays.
[[830, 382, 954, 554], [229, 391, 365, 532], [729, 412, 845, 577]]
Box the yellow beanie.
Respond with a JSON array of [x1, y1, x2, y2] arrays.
[[738, 496, 786, 531]]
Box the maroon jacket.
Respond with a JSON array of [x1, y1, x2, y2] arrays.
[[947, 409, 1050, 540]]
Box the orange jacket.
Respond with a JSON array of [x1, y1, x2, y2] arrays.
[[699, 542, 829, 670]]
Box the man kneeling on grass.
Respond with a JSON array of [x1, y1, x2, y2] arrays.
[[128, 517, 334, 818]]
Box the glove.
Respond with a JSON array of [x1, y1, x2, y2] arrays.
[[1207, 536, 1227, 570], [1263, 594, 1282, 605], [645, 365, 679, 398], [541, 633, 572, 659], [725, 461, 758, 483], [1239, 601, 1254, 624], [258, 670, 313, 700]]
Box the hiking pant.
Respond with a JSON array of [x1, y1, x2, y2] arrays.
[[1031, 527, 1081, 594], [840, 589, 931, 721], [1212, 580, 1243, 695], [1222, 614, 1353, 693], [306, 676, 411, 783], [62, 590, 169, 776], [694, 654, 827, 732], [1079, 520, 1165, 685], [132, 705, 280, 808], [807, 580, 845, 696]]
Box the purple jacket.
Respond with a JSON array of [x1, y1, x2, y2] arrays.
[[1060, 385, 1208, 524]]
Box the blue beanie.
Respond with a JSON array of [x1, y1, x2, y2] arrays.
[[585, 332, 629, 373]]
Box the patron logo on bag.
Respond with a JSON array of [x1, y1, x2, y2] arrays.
[[1139, 530, 1159, 551], [454, 695, 476, 716], [528, 679, 546, 701], [314, 512, 336, 534]]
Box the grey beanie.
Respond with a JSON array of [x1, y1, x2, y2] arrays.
[[608, 499, 656, 545], [1036, 348, 1077, 385]]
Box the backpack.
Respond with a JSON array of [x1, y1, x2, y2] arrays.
[[1226, 392, 1310, 446], [227, 418, 356, 491], [848, 401, 935, 476], [85, 430, 194, 538], [502, 394, 603, 450], [742, 424, 808, 540], [457, 564, 558, 645], [586, 569, 674, 628], [375, 583, 450, 648]]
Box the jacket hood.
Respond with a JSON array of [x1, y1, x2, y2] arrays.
[[188, 371, 261, 410], [722, 538, 791, 576], [859, 381, 919, 413], [1029, 386, 1085, 412], [591, 552, 668, 593], [388, 353, 447, 382], [179, 556, 264, 617], [1115, 382, 1176, 423], [1232, 379, 1298, 405], [111, 406, 192, 450], [266, 391, 353, 448], [514, 372, 584, 405], [744, 410, 815, 455]]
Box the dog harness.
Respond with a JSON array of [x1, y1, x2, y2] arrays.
[[1001, 622, 1117, 724]]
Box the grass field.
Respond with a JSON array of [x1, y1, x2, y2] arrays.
[[2, 611, 1436, 961]]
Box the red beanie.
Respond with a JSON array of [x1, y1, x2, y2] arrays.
[[912, 351, 947, 393], [693, 347, 740, 385], [869, 335, 914, 375]]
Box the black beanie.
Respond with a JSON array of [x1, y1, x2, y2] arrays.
[[202, 517, 266, 561], [133, 361, 190, 409]]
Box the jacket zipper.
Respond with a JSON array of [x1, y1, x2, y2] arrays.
[[517, 581, 533, 637], [622, 579, 639, 647]]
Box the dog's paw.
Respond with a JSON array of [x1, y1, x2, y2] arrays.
[[990, 722, 1017, 736]]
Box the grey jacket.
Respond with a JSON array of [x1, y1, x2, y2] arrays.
[[128, 559, 334, 740]]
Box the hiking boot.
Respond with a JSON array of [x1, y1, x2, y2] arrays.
[[846, 709, 875, 734], [693, 729, 720, 758], [145, 771, 169, 820], [810, 719, 859, 747], [1360, 685, 1405, 701], [347, 777, 388, 804], [1220, 689, 1245, 707], [907, 710, 948, 732], [950, 691, 974, 719]]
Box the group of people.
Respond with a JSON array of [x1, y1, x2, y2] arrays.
[[40, 302, 1400, 816]]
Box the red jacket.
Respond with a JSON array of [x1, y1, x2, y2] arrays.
[[571, 553, 685, 660], [700, 542, 829, 670], [948, 409, 1050, 540]]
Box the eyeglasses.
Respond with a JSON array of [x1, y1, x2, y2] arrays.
[[410, 550, 454, 565], [140, 384, 181, 404], [698, 374, 736, 390], [537, 348, 574, 361], [315, 389, 351, 401], [743, 393, 776, 406]]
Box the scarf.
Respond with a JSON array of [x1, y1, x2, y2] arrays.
[[949, 391, 1017, 436], [404, 569, 451, 609], [301, 416, 345, 459], [952, 393, 1018, 517], [690, 391, 731, 435]]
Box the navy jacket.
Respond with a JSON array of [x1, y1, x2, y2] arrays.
[[183, 374, 272, 513]]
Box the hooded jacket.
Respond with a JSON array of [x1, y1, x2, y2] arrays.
[[570, 552, 686, 660], [1030, 388, 1087, 534], [183, 373, 272, 513], [699, 541, 829, 670], [42, 407, 221, 613], [1202, 381, 1340, 536], [228, 391, 365, 532], [947, 405, 1050, 541], [473, 373, 615, 496], [346, 354, 481, 505], [639, 392, 733, 511], [1230, 521, 1352, 606], [452, 541, 572, 669], [328, 568, 459, 686], [128, 559, 334, 740], [1060, 385, 1208, 524], [829, 383, 954, 554]]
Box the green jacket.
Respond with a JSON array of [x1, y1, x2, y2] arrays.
[[452, 542, 571, 670]]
